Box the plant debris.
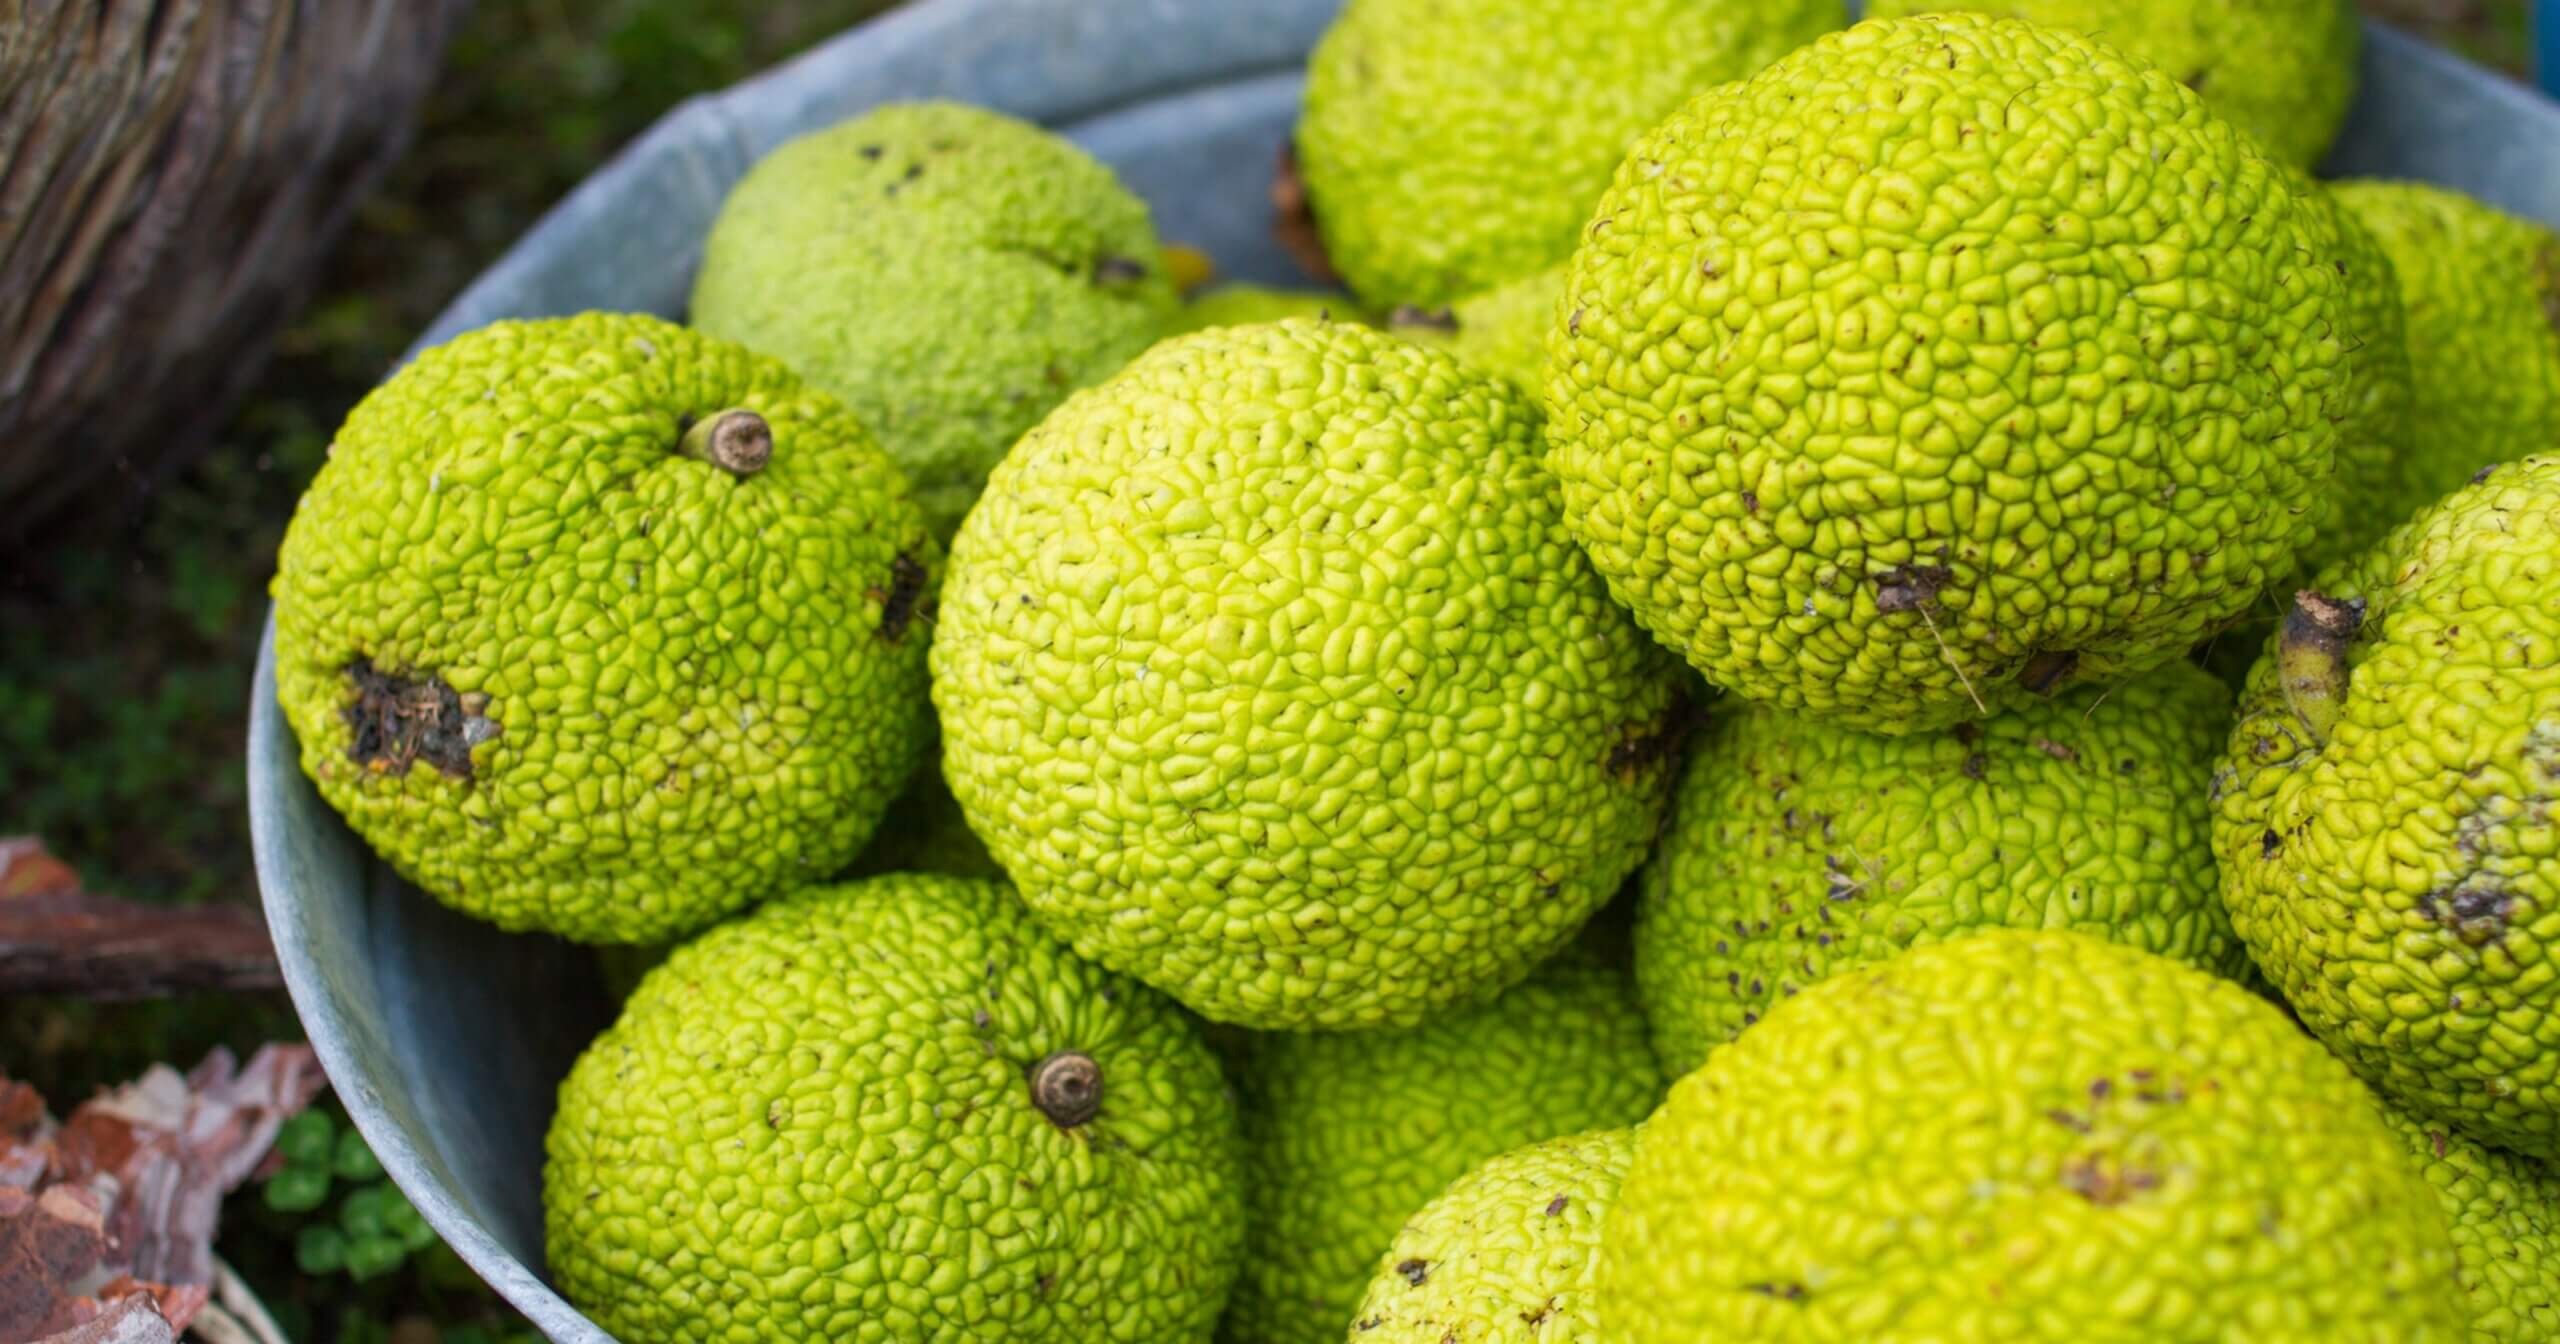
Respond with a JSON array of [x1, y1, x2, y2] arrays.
[[0, 1044, 325, 1342]]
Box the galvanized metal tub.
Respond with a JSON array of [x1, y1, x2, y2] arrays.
[[247, 3, 2560, 1337]]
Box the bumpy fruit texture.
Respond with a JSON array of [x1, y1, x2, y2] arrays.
[[932, 319, 1688, 1031], [270, 313, 935, 944], [1167, 285, 1362, 336], [1296, 0, 1841, 307], [2331, 181, 2560, 504], [544, 875, 1244, 1344], [2381, 1106, 2560, 1341], [1347, 1128, 1633, 1344], [1389, 264, 1567, 396], [1635, 659, 2244, 1077], [1545, 14, 2348, 734], [1224, 943, 1661, 1344], [689, 101, 1175, 538], [1601, 930, 2466, 1342], [2213, 456, 2560, 1159], [1862, 0, 2358, 168]]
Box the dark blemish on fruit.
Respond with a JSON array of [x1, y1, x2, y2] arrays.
[[1872, 564, 1954, 614], [343, 658, 495, 779], [875, 551, 929, 643]]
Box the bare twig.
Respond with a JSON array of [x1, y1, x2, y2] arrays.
[[0, 839, 278, 1000]]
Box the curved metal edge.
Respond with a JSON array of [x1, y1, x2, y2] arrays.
[[248, 612, 616, 1344], [410, 0, 1342, 360], [2328, 22, 2560, 225], [253, 4, 2560, 1339]]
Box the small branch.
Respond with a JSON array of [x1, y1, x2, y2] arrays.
[[0, 840, 278, 1000]]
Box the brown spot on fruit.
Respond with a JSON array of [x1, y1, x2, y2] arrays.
[[875, 551, 929, 643], [1396, 1258, 1429, 1286], [2061, 1154, 2161, 1205], [343, 658, 494, 779], [1543, 1195, 1568, 1216], [2418, 884, 2517, 945], [1872, 564, 1954, 614]]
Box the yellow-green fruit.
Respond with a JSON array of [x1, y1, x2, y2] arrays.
[[1168, 285, 1361, 335], [1296, 0, 1840, 307], [544, 874, 1244, 1343], [2331, 181, 2560, 503], [1861, 0, 2357, 168], [932, 319, 1689, 1030], [1545, 13, 2348, 735], [1389, 264, 1567, 396], [1635, 660, 2244, 1077], [1601, 930, 2466, 1341], [1347, 1128, 1633, 1344], [2212, 456, 2560, 1159], [2382, 1106, 2560, 1340], [1225, 944, 1661, 1344], [270, 313, 935, 944], [689, 101, 1175, 538]]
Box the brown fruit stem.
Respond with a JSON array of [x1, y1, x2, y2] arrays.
[[2279, 589, 2365, 748], [1030, 1050, 1103, 1128], [677, 409, 771, 476]]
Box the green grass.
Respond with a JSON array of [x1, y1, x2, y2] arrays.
[[0, 0, 2534, 1336]]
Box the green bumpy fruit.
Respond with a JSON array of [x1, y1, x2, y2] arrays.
[[1347, 1128, 1633, 1344], [1601, 930, 2466, 1341], [1388, 265, 1567, 396], [1862, 0, 2357, 168], [931, 319, 1688, 1030], [1296, 0, 1840, 307], [1167, 286, 1363, 336], [2212, 455, 2560, 1159], [2382, 1106, 2560, 1340], [2331, 181, 2560, 504], [271, 313, 936, 944], [1546, 13, 2348, 734], [689, 101, 1175, 538], [544, 874, 1244, 1343], [1635, 660, 2244, 1077], [1225, 944, 1661, 1344]]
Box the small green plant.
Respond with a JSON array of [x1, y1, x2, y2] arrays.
[[263, 1110, 437, 1283]]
